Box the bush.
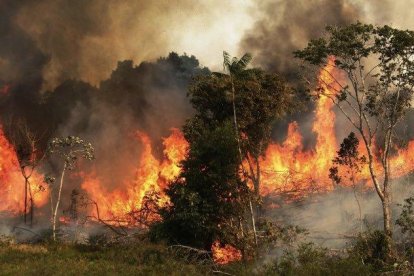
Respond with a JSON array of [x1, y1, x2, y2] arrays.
[[396, 197, 414, 266], [350, 230, 392, 271]]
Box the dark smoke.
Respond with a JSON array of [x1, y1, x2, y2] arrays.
[[241, 0, 360, 80], [240, 0, 362, 146], [0, 1, 49, 144]]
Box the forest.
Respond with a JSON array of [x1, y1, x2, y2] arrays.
[[1, 1, 414, 275]]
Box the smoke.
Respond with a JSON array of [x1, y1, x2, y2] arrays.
[[1, 0, 253, 91], [240, 0, 414, 146], [240, 0, 414, 249], [241, 0, 360, 80], [43, 54, 209, 210], [265, 178, 414, 249], [238, 0, 360, 146]]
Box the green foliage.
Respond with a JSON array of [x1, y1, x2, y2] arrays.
[[155, 52, 298, 254], [350, 230, 392, 271], [256, 219, 307, 253], [295, 22, 414, 257], [396, 197, 414, 236], [396, 197, 414, 238], [188, 62, 297, 159], [153, 122, 249, 250], [396, 197, 414, 262], [294, 22, 414, 125], [223, 51, 253, 75]]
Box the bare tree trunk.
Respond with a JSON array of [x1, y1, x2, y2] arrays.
[[249, 199, 258, 247], [229, 75, 258, 248], [52, 164, 66, 241]]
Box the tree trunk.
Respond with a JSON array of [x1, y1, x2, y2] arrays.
[[359, 134, 394, 259], [28, 180, 34, 228], [52, 164, 66, 241], [249, 199, 258, 247], [382, 181, 393, 258]]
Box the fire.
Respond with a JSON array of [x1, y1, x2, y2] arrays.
[[211, 241, 242, 265], [0, 126, 48, 215], [260, 57, 340, 196], [260, 57, 414, 197], [81, 128, 188, 223]]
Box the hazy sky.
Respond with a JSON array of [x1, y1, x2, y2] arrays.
[[2, 0, 414, 90]]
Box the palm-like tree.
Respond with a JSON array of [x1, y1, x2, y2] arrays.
[[222, 51, 252, 155], [221, 52, 258, 246]]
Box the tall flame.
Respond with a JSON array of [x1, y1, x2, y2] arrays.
[[260, 57, 414, 197], [81, 128, 188, 222], [260, 57, 340, 196]]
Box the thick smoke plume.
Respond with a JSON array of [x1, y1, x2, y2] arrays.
[[2, 0, 252, 91], [241, 0, 360, 79], [240, 0, 361, 146]]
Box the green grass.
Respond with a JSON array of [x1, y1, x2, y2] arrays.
[[0, 242, 209, 276], [0, 239, 405, 275]]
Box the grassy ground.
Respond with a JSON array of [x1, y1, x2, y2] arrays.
[[0, 242, 212, 275], [0, 237, 404, 275]]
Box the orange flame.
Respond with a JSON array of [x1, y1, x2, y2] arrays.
[[260, 57, 414, 197], [260, 57, 340, 196], [81, 128, 188, 222], [211, 241, 242, 265]]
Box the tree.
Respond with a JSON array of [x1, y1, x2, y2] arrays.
[[189, 52, 297, 196], [154, 123, 250, 253], [222, 52, 253, 165], [185, 52, 296, 249], [6, 119, 45, 227], [46, 136, 94, 241], [295, 22, 414, 256]]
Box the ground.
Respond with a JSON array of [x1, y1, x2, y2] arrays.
[[0, 241, 211, 275]]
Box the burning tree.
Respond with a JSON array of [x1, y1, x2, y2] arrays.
[[46, 136, 94, 241], [295, 22, 414, 256], [6, 119, 46, 226]]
